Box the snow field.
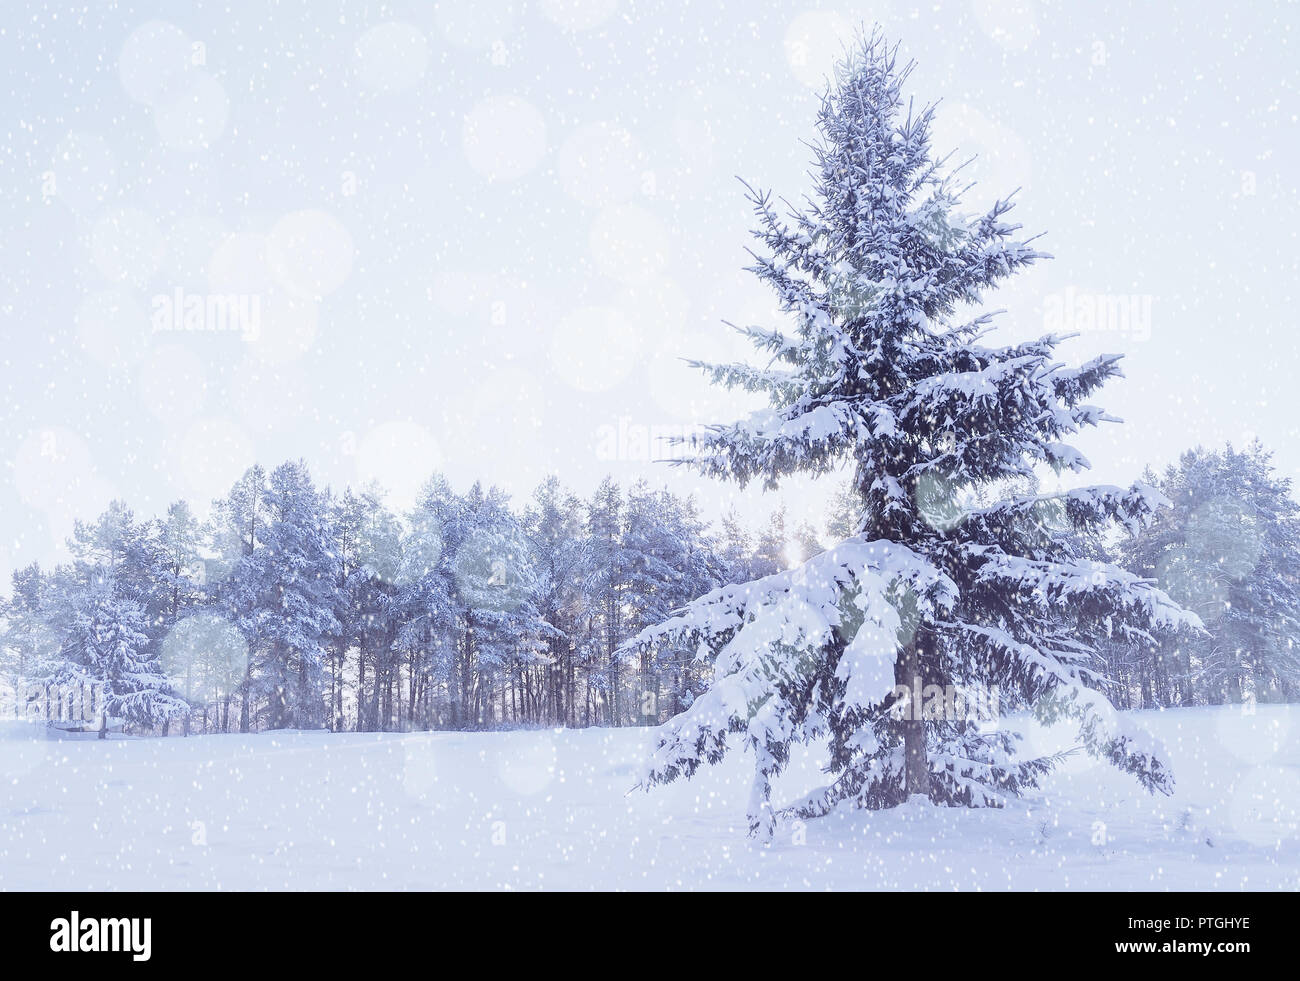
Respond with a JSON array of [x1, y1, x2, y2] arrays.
[[1, 705, 1296, 890]]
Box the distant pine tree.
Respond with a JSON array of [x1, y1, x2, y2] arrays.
[[1, 564, 60, 718], [1120, 442, 1300, 705], [254, 461, 340, 730]]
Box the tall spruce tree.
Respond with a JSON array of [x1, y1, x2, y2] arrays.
[[625, 32, 1198, 836]]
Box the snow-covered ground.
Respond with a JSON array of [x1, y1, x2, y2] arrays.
[[1, 706, 1297, 890]]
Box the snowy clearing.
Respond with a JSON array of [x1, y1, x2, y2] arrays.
[[2, 705, 1297, 891]]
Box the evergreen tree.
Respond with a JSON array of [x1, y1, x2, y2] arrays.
[[252, 461, 340, 729], [329, 484, 403, 731], [750, 508, 792, 577], [635, 488, 722, 719], [626, 33, 1197, 836], [826, 479, 865, 541], [451, 483, 548, 727], [58, 591, 187, 735], [228, 459, 340, 727], [209, 464, 269, 732], [1120, 442, 1300, 705], [153, 500, 208, 731], [522, 476, 589, 726], [716, 509, 756, 583], [398, 476, 472, 728], [790, 519, 824, 566], [156, 500, 206, 630], [1, 564, 59, 718], [391, 481, 457, 730], [67, 502, 161, 620], [585, 477, 628, 724]]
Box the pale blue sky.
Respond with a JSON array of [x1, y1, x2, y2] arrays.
[[1, 0, 1297, 583]]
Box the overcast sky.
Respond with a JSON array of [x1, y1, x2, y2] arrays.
[[1, 0, 1296, 584]]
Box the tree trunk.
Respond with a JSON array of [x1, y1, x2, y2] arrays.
[[895, 635, 930, 799], [356, 645, 366, 732]]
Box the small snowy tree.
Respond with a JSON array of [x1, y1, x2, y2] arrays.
[[60, 592, 187, 735], [625, 32, 1198, 836]]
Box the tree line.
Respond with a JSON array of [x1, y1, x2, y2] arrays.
[[1, 441, 1297, 737], [0, 462, 821, 735], [1108, 442, 1300, 707]]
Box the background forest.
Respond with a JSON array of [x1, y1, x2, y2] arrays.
[[3, 440, 1297, 737]]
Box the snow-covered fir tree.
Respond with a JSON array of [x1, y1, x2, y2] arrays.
[[620, 482, 721, 722], [57, 590, 187, 736], [625, 32, 1199, 836]]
